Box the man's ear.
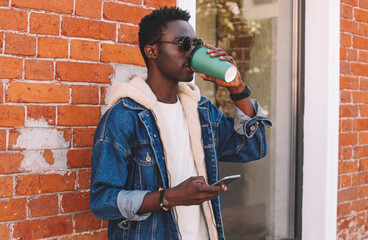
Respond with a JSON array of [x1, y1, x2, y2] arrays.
[[144, 45, 157, 60]]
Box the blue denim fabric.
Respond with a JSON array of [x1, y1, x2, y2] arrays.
[[90, 96, 271, 240]]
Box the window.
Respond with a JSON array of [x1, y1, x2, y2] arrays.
[[194, 0, 298, 238]]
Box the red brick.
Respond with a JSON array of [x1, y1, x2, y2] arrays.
[[100, 86, 108, 104], [0, 198, 26, 221], [71, 85, 99, 104], [360, 158, 368, 171], [27, 105, 56, 125], [0, 177, 13, 198], [347, 49, 357, 61], [56, 61, 113, 83], [78, 169, 91, 189], [25, 60, 54, 80], [337, 202, 352, 217], [0, 9, 27, 31], [28, 194, 58, 217], [339, 174, 352, 188], [59, 230, 108, 240], [340, 61, 351, 75], [118, 24, 139, 44], [353, 118, 368, 131], [341, 91, 351, 103], [360, 0, 368, 10], [102, 219, 108, 228], [0, 56, 22, 79], [360, 78, 368, 90], [67, 149, 92, 168], [352, 63, 368, 76], [341, 34, 351, 47], [0, 0, 8, 6], [5, 33, 36, 56], [337, 216, 351, 231], [356, 172, 368, 185], [7, 129, 21, 151], [341, 146, 352, 160], [61, 191, 90, 213], [340, 47, 347, 60], [0, 106, 24, 127], [13, 215, 73, 239], [75, 0, 102, 19], [0, 224, 10, 240], [103, 2, 152, 25], [360, 50, 368, 63], [340, 76, 358, 90], [341, 3, 353, 19], [101, 43, 145, 66], [353, 36, 368, 50], [73, 128, 96, 147], [12, 0, 73, 14], [30, 12, 60, 35], [360, 185, 368, 197], [0, 153, 23, 174], [361, 105, 368, 116], [352, 199, 368, 212], [352, 174, 360, 186], [38, 37, 68, 58], [354, 145, 368, 158], [340, 105, 358, 117], [340, 117, 353, 131], [117, 0, 141, 4], [341, 0, 358, 5], [338, 160, 358, 174], [0, 130, 5, 151], [15, 172, 76, 195], [359, 22, 368, 37], [339, 132, 358, 146], [355, 8, 368, 23], [144, 0, 175, 8], [75, 212, 101, 232], [70, 40, 99, 61], [341, 19, 358, 34], [338, 187, 359, 203], [58, 106, 101, 126], [6, 82, 70, 103], [62, 16, 115, 40], [359, 132, 368, 144], [0, 32, 3, 52]]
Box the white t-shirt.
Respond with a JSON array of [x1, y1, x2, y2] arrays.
[[157, 99, 209, 240]]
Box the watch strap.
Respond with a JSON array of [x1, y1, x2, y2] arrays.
[[229, 85, 251, 101], [158, 187, 169, 211]]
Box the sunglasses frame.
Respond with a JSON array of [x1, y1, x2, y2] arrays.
[[152, 36, 204, 51]]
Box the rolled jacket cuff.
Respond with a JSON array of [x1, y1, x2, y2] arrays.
[[117, 190, 151, 221], [234, 98, 272, 138]]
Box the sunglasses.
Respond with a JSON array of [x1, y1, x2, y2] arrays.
[[153, 37, 204, 51]]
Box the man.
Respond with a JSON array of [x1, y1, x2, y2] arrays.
[[90, 6, 271, 240]]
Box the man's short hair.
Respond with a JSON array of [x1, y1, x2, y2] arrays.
[[139, 6, 191, 66]]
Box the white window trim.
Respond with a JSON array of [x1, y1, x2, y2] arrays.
[[303, 0, 339, 239], [179, 0, 340, 239]]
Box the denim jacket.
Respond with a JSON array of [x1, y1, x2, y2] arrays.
[[90, 76, 271, 240]]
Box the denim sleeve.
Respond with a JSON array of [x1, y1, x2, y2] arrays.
[[234, 98, 272, 138], [90, 140, 150, 222], [117, 190, 151, 221]]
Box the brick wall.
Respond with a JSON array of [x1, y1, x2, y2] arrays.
[[0, 0, 174, 239], [339, 0, 368, 239]]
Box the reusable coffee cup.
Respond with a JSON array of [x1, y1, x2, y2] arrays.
[[190, 46, 238, 82]]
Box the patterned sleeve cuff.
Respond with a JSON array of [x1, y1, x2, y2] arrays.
[[234, 98, 272, 138], [117, 190, 151, 221]]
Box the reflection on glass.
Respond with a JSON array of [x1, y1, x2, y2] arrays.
[[196, 0, 295, 239]]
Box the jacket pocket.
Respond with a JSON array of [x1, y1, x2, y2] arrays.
[[131, 143, 157, 191]]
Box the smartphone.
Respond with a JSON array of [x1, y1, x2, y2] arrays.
[[212, 175, 241, 186]]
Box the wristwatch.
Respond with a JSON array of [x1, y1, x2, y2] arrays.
[[229, 84, 251, 101]]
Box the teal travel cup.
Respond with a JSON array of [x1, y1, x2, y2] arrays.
[[190, 46, 238, 82]]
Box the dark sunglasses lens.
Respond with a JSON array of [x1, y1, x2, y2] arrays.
[[196, 39, 204, 46], [181, 37, 192, 51]]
